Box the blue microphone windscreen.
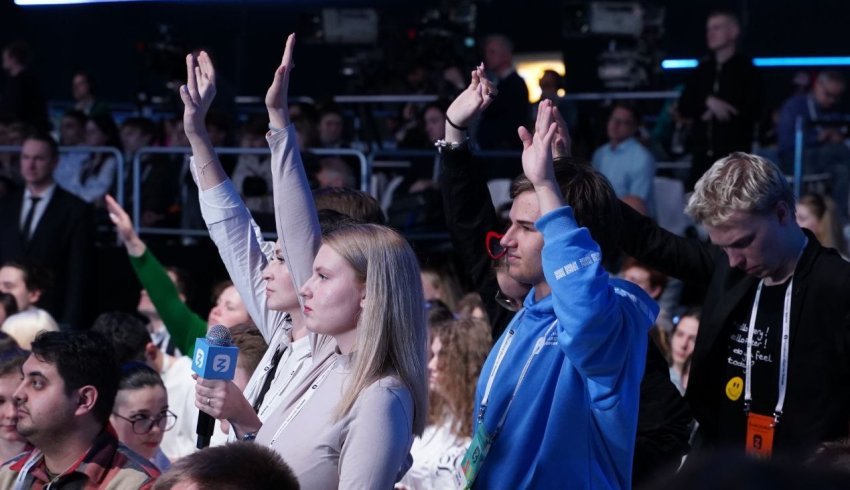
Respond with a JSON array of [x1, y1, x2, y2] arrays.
[[206, 324, 232, 346]]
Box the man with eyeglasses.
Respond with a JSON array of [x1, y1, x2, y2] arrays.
[[0, 331, 159, 489], [778, 70, 850, 217]]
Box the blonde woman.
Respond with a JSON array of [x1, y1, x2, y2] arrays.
[[255, 224, 428, 490]]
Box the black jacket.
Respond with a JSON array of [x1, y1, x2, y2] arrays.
[[440, 147, 692, 484], [619, 203, 850, 455], [476, 71, 530, 150], [0, 186, 94, 328]]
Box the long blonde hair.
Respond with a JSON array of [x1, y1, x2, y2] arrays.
[[323, 224, 428, 435]]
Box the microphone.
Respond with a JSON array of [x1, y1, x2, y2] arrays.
[[192, 325, 239, 449]]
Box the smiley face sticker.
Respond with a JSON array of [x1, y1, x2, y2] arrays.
[[726, 376, 744, 401]]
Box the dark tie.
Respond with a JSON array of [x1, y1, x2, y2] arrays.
[[21, 196, 42, 242]]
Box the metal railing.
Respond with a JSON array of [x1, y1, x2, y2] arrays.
[[0, 145, 126, 205], [131, 146, 369, 236]]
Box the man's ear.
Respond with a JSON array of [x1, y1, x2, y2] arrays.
[[74, 385, 98, 417], [27, 288, 42, 305], [776, 201, 793, 225], [144, 342, 159, 365]]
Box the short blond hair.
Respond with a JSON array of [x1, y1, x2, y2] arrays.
[[685, 152, 795, 226]]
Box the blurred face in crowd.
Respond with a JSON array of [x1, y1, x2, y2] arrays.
[[318, 113, 344, 146], [72, 74, 92, 102], [427, 336, 444, 393], [1, 50, 16, 74], [19, 139, 58, 189], [138, 270, 181, 319], [606, 107, 637, 146], [621, 265, 662, 300], [299, 244, 364, 346], [60, 116, 86, 146], [85, 120, 109, 147], [795, 203, 822, 236], [420, 271, 442, 303], [0, 373, 25, 446], [0, 266, 40, 311], [262, 245, 299, 313], [706, 14, 739, 52], [110, 385, 169, 460], [423, 106, 445, 143], [14, 355, 79, 443], [813, 77, 844, 109], [207, 285, 250, 327], [704, 205, 791, 279], [671, 316, 699, 366], [501, 191, 545, 289], [120, 125, 153, 157], [539, 71, 560, 98], [484, 38, 512, 74]]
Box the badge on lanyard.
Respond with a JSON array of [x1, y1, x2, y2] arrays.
[[454, 424, 492, 489], [742, 275, 796, 459], [745, 412, 776, 458]]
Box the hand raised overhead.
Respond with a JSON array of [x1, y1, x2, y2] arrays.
[[518, 99, 558, 187], [265, 33, 296, 129], [444, 64, 496, 138], [179, 51, 217, 138]]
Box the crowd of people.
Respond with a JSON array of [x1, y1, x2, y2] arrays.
[[0, 6, 848, 490]]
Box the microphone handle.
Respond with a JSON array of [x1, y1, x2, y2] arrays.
[[196, 411, 216, 449]]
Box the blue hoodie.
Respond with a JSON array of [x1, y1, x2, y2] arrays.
[[471, 205, 657, 489]]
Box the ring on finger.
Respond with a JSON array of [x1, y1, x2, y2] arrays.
[[487, 90, 498, 97], [207, 397, 212, 407]]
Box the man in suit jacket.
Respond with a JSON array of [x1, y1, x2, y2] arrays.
[[619, 151, 850, 458], [476, 34, 530, 150], [0, 133, 93, 329]]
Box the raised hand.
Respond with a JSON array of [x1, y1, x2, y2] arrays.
[[105, 194, 145, 257], [518, 99, 558, 186], [265, 33, 296, 129], [444, 64, 497, 141], [552, 106, 572, 159], [179, 51, 217, 139]]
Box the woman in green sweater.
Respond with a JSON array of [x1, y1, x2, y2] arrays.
[[105, 194, 252, 355]]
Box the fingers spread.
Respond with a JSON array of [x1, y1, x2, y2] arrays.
[[518, 126, 533, 149], [198, 51, 216, 81], [185, 54, 198, 100]]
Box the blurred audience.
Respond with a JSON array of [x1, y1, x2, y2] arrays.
[[477, 34, 529, 150], [0, 41, 49, 132], [797, 192, 848, 257]]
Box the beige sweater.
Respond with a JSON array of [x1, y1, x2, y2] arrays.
[[256, 353, 414, 490]]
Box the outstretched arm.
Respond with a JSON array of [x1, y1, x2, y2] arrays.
[[106, 194, 207, 354], [265, 34, 321, 302]]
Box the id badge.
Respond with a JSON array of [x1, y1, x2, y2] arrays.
[[745, 412, 776, 458], [454, 424, 491, 489]]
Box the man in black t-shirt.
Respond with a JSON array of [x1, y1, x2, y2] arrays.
[[619, 151, 850, 457]]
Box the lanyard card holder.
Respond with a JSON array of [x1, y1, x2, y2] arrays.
[[454, 424, 492, 489]]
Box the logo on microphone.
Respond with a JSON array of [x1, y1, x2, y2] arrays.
[[212, 354, 231, 373], [195, 349, 205, 369]]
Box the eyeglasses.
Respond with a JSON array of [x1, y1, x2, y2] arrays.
[[486, 231, 506, 260], [494, 289, 521, 312], [112, 410, 178, 435]]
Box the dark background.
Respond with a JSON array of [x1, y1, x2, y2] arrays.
[[1, 0, 849, 110]]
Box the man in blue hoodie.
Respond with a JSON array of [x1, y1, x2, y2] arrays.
[[444, 68, 657, 489]]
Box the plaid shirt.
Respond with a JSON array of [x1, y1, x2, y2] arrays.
[[0, 425, 160, 489]]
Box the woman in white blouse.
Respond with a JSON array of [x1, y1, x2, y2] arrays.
[[399, 317, 492, 489]]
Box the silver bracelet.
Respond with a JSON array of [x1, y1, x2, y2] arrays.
[[434, 138, 469, 152]]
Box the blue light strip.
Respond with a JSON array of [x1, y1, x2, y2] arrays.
[[662, 56, 850, 70]]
